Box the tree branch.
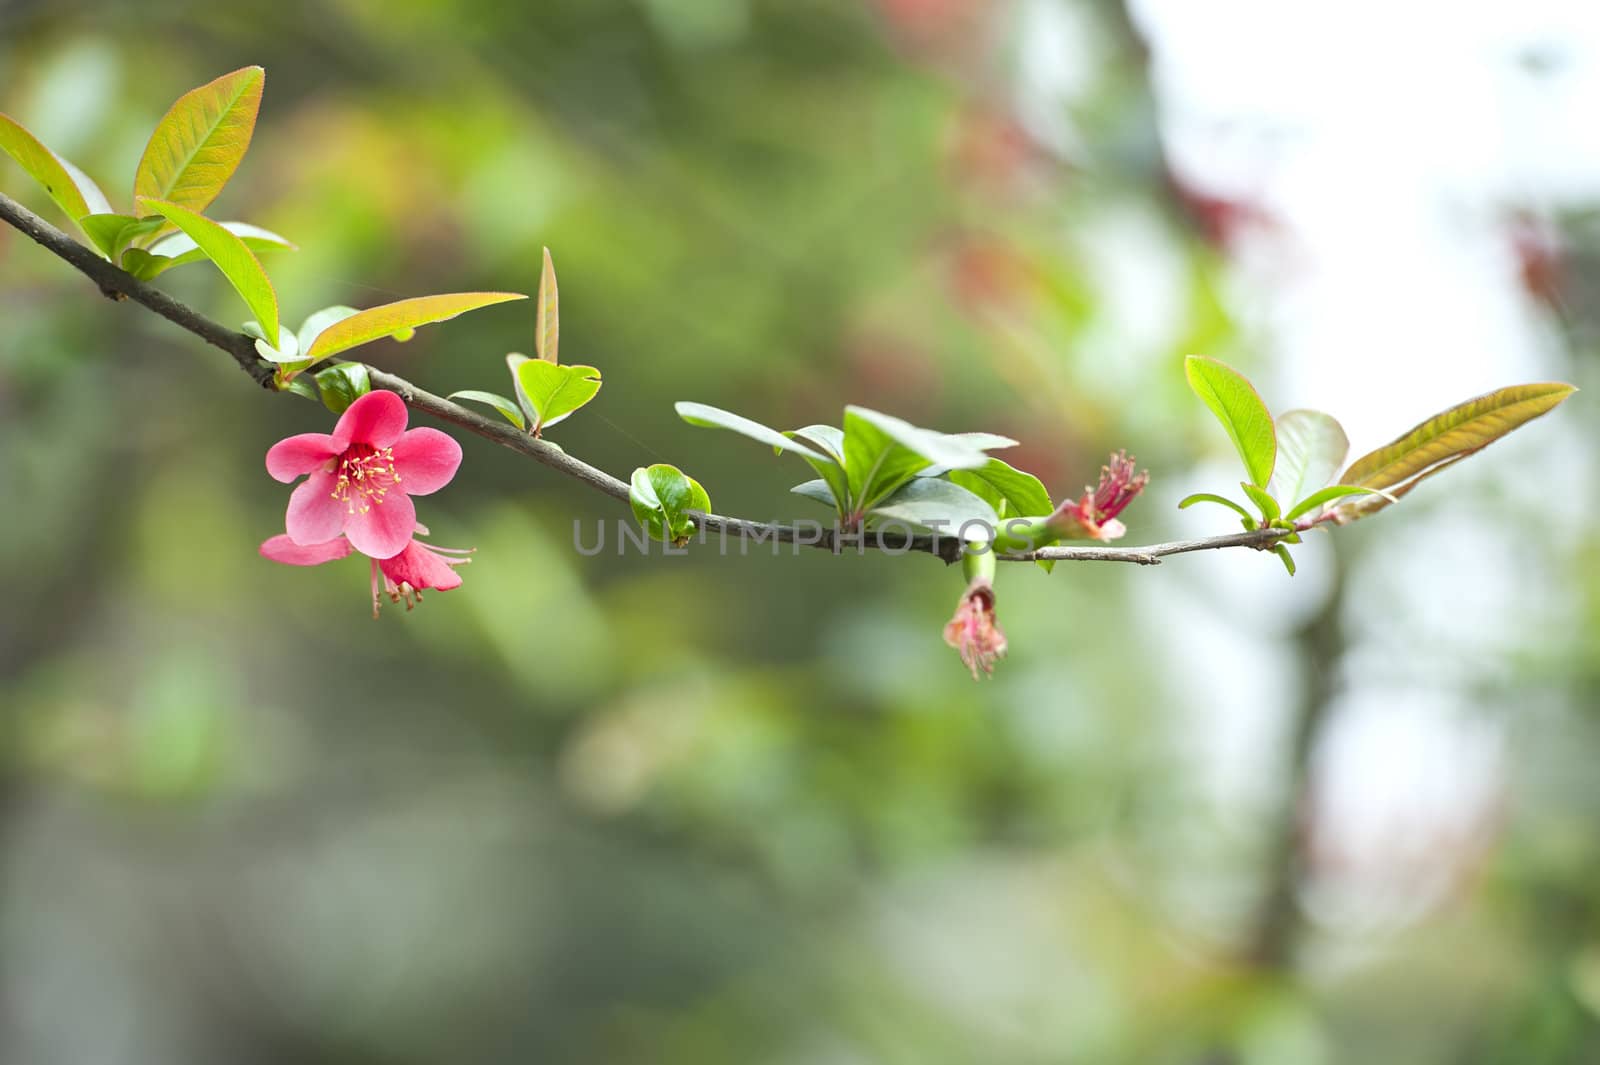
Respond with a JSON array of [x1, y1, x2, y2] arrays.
[[0, 190, 274, 387], [1, 188, 1298, 567]]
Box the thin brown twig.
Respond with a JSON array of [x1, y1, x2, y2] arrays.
[[0, 188, 1299, 567]]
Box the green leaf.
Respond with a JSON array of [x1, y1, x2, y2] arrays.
[[1185, 355, 1277, 487], [139, 222, 295, 276], [630, 464, 711, 544], [845, 405, 1003, 472], [144, 198, 279, 345], [1268, 409, 1348, 505], [1178, 492, 1254, 522], [242, 319, 299, 362], [674, 402, 826, 461], [1334, 382, 1578, 520], [787, 424, 845, 462], [944, 432, 1021, 453], [505, 353, 536, 427], [1283, 484, 1397, 521], [536, 246, 559, 363], [281, 376, 320, 402], [866, 478, 999, 540], [786, 425, 850, 515], [78, 213, 164, 262], [0, 111, 112, 224], [1273, 543, 1297, 576], [133, 66, 264, 219], [119, 247, 164, 280], [448, 389, 526, 430], [1240, 482, 1281, 523], [304, 291, 527, 362], [296, 306, 359, 357], [790, 478, 838, 508], [314, 363, 371, 415], [948, 457, 1052, 519], [515, 360, 601, 434], [843, 406, 1004, 513]]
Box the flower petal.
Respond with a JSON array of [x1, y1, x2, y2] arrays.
[[1094, 518, 1126, 542], [390, 428, 462, 496], [265, 433, 337, 483], [286, 469, 346, 545], [343, 491, 416, 559], [260, 534, 353, 566], [332, 390, 408, 450], [379, 541, 464, 591]]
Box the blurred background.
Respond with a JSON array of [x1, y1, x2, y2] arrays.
[[1, 0, 1597, 1061]]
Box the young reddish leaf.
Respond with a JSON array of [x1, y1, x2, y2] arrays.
[[304, 292, 527, 362], [1184, 355, 1276, 488], [1334, 382, 1577, 520], [0, 112, 113, 224], [536, 246, 559, 363], [144, 198, 279, 345], [133, 66, 264, 219]]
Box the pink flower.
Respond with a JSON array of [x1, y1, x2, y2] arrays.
[[1046, 450, 1149, 542], [943, 576, 1007, 679], [266, 390, 463, 560], [260, 524, 472, 617]]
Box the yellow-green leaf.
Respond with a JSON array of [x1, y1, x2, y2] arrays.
[[144, 198, 279, 345], [1185, 355, 1277, 488], [516, 360, 601, 434], [537, 246, 559, 363], [0, 112, 113, 226], [1334, 382, 1577, 520], [304, 292, 527, 362], [133, 66, 264, 218]]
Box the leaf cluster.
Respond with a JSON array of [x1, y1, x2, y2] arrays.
[[1, 67, 524, 400], [1181, 355, 1575, 574], [674, 401, 1087, 558]]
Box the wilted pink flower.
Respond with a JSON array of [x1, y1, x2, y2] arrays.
[[1046, 450, 1149, 542], [943, 576, 1007, 679], [260, 524, 472, 618], [266, 390, 463, 560]]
